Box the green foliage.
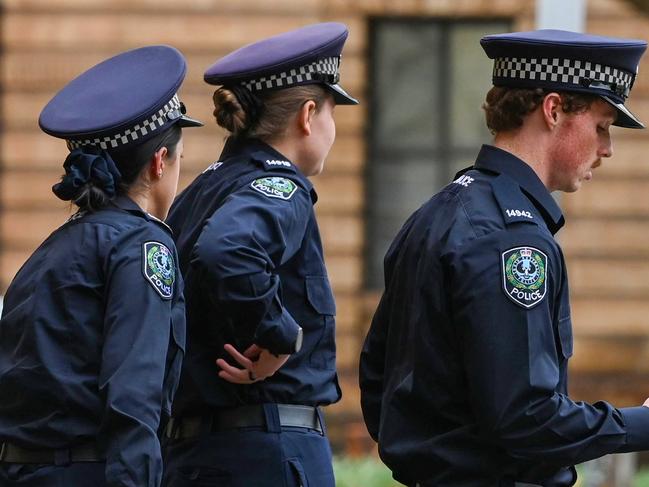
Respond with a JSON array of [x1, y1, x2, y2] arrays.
[[333, 460, 649, 486], [634, 468, 649, 487], [333, 456, 405, 487]]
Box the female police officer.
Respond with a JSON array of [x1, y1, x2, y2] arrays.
[[162, 23, 357, 487], [0, 46, 202, 486]]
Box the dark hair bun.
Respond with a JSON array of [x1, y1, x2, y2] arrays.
[[212, 87, 248, 135], [52, 147, 122, 211]]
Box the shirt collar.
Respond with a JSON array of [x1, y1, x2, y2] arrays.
[[474, 144, 565, 234], [219, 137, 316, 201], [111, 195, 173, 233]]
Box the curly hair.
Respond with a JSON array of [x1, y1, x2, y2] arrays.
[[482, 86, 599, 134]]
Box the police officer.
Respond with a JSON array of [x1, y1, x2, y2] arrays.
[[0, 46, 202, 486], [359, 30, 649, 486], [161, 23, 357, 487]]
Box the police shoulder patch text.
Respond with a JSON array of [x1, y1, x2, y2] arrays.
[[501, 246, 547, 308], [251, 177, 297, 200], [143, 241, 175, 299]]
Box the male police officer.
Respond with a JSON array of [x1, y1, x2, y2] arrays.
[[359, 30, 649, 486]]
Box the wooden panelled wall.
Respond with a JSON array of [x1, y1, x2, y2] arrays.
[[1, 0, 649, 454]]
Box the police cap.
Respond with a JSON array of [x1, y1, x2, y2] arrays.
[[481, 29, 647, 128], [204, 22, 358, 105], [39, 45, 203, 150]]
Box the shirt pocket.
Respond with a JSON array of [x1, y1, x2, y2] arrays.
[[304, 276, 336, 370], [163, 313, 186, 414], [305, 275, 336, 315], [557, 315, 573, 359]]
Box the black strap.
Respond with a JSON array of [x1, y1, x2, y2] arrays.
[[0, 442, 102, 465], [167, 404, 323, 439]]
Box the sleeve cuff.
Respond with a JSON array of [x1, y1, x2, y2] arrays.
[[619, 406, 649, 452], [253, 306, 301, 355]]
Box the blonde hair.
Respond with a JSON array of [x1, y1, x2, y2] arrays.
[[212, 84, 329, 140]]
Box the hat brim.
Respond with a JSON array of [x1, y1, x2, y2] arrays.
[[176, 114, 204, 128], [602, 95, 644, 129], [326, 83, 358, 105]]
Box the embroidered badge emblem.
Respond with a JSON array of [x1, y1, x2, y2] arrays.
[[502, 246, 547, 308], [251, 177, 297, 200], [143, 241, 175, 299]]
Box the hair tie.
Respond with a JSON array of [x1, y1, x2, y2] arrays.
[[229, 84, 264, 128], [52, 147, 122, 201]]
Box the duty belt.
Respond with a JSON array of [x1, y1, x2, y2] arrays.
[[166, 404, 323, 439], [0, 442, 103, 464]]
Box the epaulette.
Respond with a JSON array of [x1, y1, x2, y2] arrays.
[[490, 174, 539, 226], [250, 151, 297, 173]]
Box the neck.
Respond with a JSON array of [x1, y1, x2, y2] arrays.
[[264, 137, 315, 178], [493, 123, 554, 191], [126, 187, 163, 220]]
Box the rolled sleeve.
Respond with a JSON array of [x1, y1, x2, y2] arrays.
[[192, 183, 310, 355]]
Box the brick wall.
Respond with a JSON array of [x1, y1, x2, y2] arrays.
[[2, 0, 648, 454]]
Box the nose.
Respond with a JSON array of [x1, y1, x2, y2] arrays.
[[599, 137, 613, 159]]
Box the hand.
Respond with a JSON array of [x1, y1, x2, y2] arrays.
[[644, 398, 649, 408], [216, 343, 289, 384]]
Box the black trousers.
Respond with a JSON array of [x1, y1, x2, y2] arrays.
[[162, 410, 334, 487], [0, 462, 105, 487]]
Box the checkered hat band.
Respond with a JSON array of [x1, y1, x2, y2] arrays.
[[242, 56, 340, 92], [493, 57, 634, 98], [67, 94, 181, 150]]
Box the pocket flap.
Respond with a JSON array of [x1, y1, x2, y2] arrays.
[[171, 315, 186, 352], [558, 316, 573, 359], [305, 276, 336, 315]]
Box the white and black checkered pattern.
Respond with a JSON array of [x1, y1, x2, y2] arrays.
[[68, 94, 181, 150], [493, 57, 634, 99], [242, 56, 340, 92]]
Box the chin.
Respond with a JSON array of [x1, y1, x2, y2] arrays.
[[308, 162, 325, 177]]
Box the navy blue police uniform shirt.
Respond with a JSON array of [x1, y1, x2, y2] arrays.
[[0, 195, 185, 486], [359, 145, 649, 487], [167, 137, 340, 415]]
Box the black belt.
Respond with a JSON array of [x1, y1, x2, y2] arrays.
[[166, 404, 323, 439], [0, 442, 103, 465]]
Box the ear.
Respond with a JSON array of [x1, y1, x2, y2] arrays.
[[149, 146, 168, 179], [541, 92, 563, 130], [296, 100, 317, 136]]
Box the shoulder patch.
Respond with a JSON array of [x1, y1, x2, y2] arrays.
[[251, 177, 298, 200], [143, 241, 175, 300], [502, 246, 547, 308]]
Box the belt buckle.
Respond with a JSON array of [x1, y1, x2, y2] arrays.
[[0, 442, 6, 462]]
